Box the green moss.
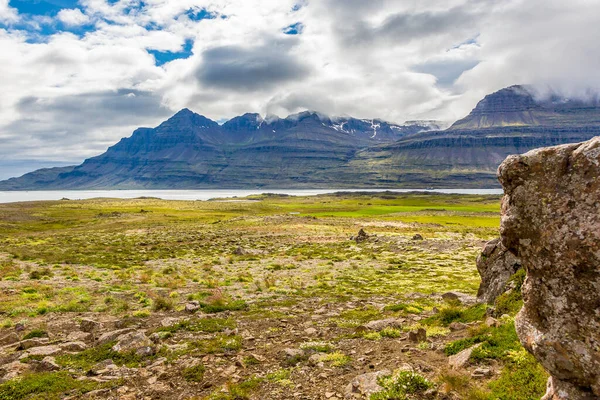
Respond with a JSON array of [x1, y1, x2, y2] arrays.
[[494, 269, 526, 316], [444, 321, 522, 361], [199, 299, 248, 314], [0, 372, 109, 400], [370, 371, 433, 400], [22, 329, 47, 340], [56, 342, 152, 370], [425, 303, 487, 326], [207, 377, 263, 400], [182, 363, 205, 382], [189, 335, 242, 353], [156, 318, 235, 334], [488, 350, 548, 399]]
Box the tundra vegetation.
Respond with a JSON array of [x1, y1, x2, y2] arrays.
[[0, 193, 546, 399]]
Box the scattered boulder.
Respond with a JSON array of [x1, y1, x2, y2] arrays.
[[0, 332, 19, 346], [304, 327, 318, 336], [185, 301, 200, 313], [111, 332, 153, 355], [34, 356, 60, 372], [21, 345, 62, 358], [18, 338, 49, 350], [448, 322, 468, 331], [67, 331, 93, 342], [279, 348, 304, 361], [408, 328, 427, 343], [476, 237, 521, 304], [233, 246, 247, 255], [354, 229, 369, 243], [361, 318, 403, 332], [411, 234, 424, 240], [59, 341, 88, 352], [0, 361, 32, 382], [344, 370, 390, 399], [441, 291, 477, 305], [448, 343, 481, 369], [97, 328, 136, 345], [80, 318, 102, 333], [498, 137, 600, 399]]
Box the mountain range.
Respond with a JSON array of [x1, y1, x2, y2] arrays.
[[2, 85, 599, 190]]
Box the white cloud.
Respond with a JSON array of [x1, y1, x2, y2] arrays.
[[0, 0, 18, 24], [0, 0, 598, 177], [57, 8, 91, 27]]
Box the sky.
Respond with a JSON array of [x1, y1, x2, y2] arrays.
[[0, 0, 599, 179]]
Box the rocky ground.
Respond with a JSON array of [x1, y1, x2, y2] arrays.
[[0, 193, 547, 399]]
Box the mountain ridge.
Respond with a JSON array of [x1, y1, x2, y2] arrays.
[[2, 85, 600, 190]]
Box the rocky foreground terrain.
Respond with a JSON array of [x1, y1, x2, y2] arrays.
[[2, 153, 599, 400], [0, 192, 553, 399]]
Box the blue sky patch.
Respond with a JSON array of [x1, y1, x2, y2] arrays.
[[185, 7, 217, 21], [283, 22, 303, 35], [148, 39, 194, 66], [10, 0, 79, 16]]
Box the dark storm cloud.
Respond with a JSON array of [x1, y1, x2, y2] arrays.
[[15, 89, 171, 130], [2, 89, 172, 162], [338, 6, 482, 47], [195, 41, 310, 91]]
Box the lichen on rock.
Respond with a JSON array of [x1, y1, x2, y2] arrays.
[[498, 137, 600, 399], [476, 237, 521, 304]]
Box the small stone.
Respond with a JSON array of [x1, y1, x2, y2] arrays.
[[441, 291, 477, 305], [471, 367, 493, 379], [280, 348, 304, 360], [485, 317, 500, 327], [304, 327, 317, 335], [448, 344, 482, 369], [412, 234, 424, 240], [344, 370, 390, 398], [448, 322, 468, 331], [185, 302, 200, 313], [135, 346, 155, 357], [362, 318, 402, 332]]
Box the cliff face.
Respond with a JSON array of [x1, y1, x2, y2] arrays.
[[498, 137, 600, 399], [1, 86, 600, 190]]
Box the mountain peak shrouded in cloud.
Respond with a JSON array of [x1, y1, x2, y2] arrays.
[[0, 0, 599, 177]]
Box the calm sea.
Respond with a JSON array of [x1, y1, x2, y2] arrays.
[[0, 189, 503, 204]]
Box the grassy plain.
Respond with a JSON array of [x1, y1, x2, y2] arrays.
[[0, 193, 546, 399]]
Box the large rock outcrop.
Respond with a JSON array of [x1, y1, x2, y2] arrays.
[[498, 137, 600, 399], [476, 237, 521, 304]]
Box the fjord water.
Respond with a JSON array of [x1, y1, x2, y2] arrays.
[[0, 189, 503, 204]]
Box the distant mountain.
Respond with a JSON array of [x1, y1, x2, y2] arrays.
[[0, 110, 440, 190], [2, 85, 599, 190], [345, 85, 600, 187], [450, 85, 600, 129]]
